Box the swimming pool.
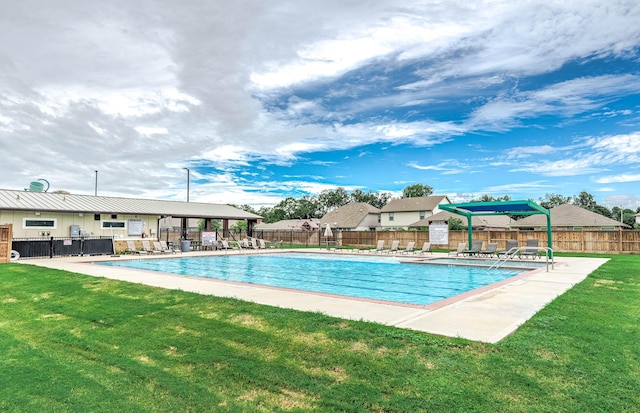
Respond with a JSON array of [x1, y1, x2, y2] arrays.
[[98, 253, 526, 306]]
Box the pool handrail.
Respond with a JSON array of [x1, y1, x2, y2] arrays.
[[490, 246, 554, 271]]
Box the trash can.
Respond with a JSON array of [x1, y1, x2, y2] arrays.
[[181, 240, 191, 252]]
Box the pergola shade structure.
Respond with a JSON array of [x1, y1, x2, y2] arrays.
[[439, 200, 552, 257]]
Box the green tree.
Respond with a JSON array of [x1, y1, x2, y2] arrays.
[[538, 193, 572, 209], [350, 189, 392, 209], [593, 204, 612, 218], [402, 184, 433, 198], [448, 217, 465, 230], [318, 188, 350, 212], [611, 207, 636, 227], [573, 190, 597, 211]]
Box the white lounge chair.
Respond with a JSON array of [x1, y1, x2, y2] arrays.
[[418, 242, 432, 255], [400, 241, 416, 254], [160, 240, 180, 253], [125, 240, 147, 254], [142, 240, 161, 254], [369, 240, 385, 253], [385, 240, 400, 254], [449, 242, 466, 256], [153, 241, 168, 254]]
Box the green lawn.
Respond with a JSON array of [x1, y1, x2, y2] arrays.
[[1, 255, 638, 412]]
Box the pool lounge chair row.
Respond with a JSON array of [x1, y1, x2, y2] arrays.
[[368, 240, 432, 255], [125, 240, 181, 254], [449, 239, 541, 259]]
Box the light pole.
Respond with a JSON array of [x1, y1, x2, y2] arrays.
[[182, 167, 190, 202], [94, 170, 98, 196], [182, 167, 190, 241]]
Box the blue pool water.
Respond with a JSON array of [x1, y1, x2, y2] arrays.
[[98, 253, 524, 305]]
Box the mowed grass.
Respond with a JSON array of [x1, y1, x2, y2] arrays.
[[1, 255, 639, 412]]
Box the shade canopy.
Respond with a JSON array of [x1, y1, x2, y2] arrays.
[[439, 200, 552, 255]]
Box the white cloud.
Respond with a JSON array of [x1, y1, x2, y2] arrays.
[[1, 0, 639, 204], [595, 174, 640, 184]]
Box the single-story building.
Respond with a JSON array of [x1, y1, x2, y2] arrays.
[[408, 210, 514, 229], [0, 188, 262, 239], [379, 195, 451, 229], [320, 202, 380, 231], [511, 203, 631, 231]]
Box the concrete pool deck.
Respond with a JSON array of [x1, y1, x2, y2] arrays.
[[23, 250, 608, 343]]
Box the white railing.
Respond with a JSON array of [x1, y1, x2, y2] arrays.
[[490, 247, 554, 272]]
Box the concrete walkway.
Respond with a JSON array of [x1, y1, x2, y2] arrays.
[[23, 250, 608, 343]]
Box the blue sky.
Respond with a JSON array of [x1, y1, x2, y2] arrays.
[[1, 1, 639, 209]]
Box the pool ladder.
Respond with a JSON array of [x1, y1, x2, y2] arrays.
[[490, 247, 555, 272]]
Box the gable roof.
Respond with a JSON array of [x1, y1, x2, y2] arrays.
[[0, 188, 261, 220], [254, 218, 320, 230], [409, 210, 514, 228], [511, 203, 630, 228], [320, 202, 380, 228], [379, 195, 450, 213]]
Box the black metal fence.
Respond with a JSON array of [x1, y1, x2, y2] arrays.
[[12, 237, 114, 259]]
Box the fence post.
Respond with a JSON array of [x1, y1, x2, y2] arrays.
[[619, 228, 623, 253]]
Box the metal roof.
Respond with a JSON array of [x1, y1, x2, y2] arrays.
[[0, 189, 261, 220]]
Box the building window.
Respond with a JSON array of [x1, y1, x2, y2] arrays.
[[419, 211, 425, 219], [23, 218, 57, 229], [101, 221, 126, 229], [600, 226, 615, 231], [388, 212, 394, 221]]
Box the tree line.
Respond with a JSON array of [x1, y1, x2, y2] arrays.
[[225, 184, 639, 229]]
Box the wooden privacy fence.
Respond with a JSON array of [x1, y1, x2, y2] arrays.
[[340, 229, 640, 254]]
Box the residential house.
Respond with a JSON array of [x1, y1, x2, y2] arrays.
[[409, 210, 514, 230], [320, 202, 380, 231], [510, 203, 631, 231], [379, 195, 451, 230]]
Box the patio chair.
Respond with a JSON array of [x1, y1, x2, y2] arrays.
[[497, 240, 518, 259], [219, 239, 233, 250], [125, 240, 147, 254], [369, 240, 385, 253], [463, 240, 484, 256], [449, 242, 467, 256], [519, 239, 540, 259], [153, 241, 168, 254], [400, 241, 416, 254], [418, 242, 432, 255], [478, 242, 498, 257], [142, 240, 160, 254], [160, 240, 180, 253], [257, 239, 266, 249], [384, 240, 400, 254]]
